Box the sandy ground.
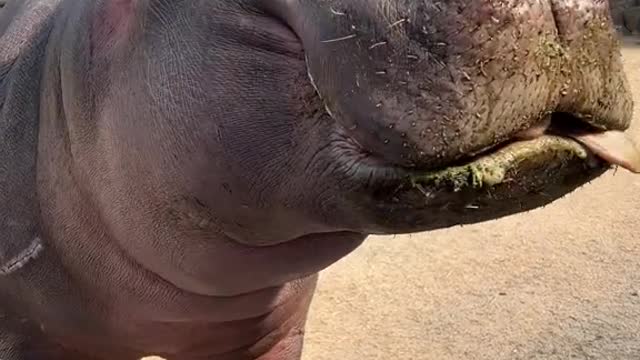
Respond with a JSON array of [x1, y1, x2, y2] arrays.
[[145, 43, 640, 360]]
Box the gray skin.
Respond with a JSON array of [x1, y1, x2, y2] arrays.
[[0, 0, 634, 359]]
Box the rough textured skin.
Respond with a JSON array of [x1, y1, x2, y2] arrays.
[[0, 1, 634, 360], [281, 0, 631, 168]]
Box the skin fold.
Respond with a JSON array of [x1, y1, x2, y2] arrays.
[[0, 0, 635, 359]]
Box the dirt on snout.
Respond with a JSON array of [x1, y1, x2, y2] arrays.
[[142, 42, 640, 360]]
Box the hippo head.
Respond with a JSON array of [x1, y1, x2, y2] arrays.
[[49, 1, 639, 293]]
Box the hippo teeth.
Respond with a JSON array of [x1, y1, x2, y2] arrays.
[[569, 131, 640, 174]]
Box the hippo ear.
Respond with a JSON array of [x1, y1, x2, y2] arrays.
[[0, 4, 52, 276]]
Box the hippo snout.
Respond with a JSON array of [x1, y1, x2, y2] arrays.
[[248, 0, 639, 235], [268, 0, 632, 170]]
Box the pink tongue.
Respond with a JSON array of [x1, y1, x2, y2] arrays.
[[571, 131, 640, 174]]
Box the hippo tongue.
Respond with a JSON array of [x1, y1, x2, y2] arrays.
[[570, 131, 640, 174]]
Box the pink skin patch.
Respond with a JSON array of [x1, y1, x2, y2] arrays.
[[514, 116, 640, 174], [91, 0, 136, 55], [513, 115, 552, 140], [571, 131, 640, 174]]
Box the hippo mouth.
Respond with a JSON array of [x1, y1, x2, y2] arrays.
[[407, 112, 640, 188], [342, 112, 640, 234]]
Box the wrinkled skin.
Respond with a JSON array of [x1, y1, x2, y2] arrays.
[[0, 0, 634, 359]]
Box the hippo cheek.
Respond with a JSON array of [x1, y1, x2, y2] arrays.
[[260, 0, 639, 234]]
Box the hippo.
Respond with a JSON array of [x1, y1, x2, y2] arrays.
[[1, 0, 639, 359]]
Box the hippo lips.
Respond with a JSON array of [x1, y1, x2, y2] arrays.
[[341, 113, 640, 234], [405, 120, 640, 189], [403, 130, 639, 195]]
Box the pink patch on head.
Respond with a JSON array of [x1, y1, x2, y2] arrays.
[[91, 0, 137, 55]]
